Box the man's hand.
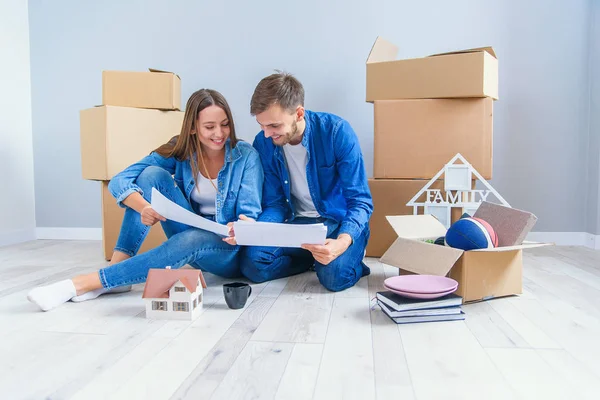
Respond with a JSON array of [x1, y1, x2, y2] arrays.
[[222, 214, 256, 245], [301, 234, 352, 265], [140, 205, 166, 226]]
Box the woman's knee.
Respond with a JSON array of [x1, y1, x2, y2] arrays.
[[171, 228, 217, 249], [135, 166, 173, 190]]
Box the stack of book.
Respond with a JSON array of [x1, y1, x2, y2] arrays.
[[376, 291, 465, 324]]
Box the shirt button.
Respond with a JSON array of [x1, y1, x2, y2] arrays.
[[284, 180, 288, 184], [286, 199, 289, 203]]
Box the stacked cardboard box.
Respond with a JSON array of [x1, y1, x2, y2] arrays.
[[79, 69, 184, 260], [365, 37, 498, 257], [365, 38, 552, 303]]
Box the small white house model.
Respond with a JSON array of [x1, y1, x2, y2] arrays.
[[407, 153, 511, 228], [142, 267, 207, 320]]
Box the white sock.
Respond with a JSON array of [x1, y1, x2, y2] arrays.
[[70, 285, 132, 303], [27, 279, 76, 311]]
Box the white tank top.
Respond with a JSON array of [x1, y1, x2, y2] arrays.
[[190, 173, 217, 215]]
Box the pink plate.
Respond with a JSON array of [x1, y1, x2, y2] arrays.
[[384, 281, 457, 295], [384, 275, 458, 294], [386, 287, 457, 300]]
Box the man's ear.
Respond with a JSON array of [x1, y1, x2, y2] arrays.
[[296, 106, 305, 122]]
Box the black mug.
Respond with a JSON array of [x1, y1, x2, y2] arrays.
[[223, 282, 252, 309]]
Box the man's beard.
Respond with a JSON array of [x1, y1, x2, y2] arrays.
[[276, 120, 299, 146]]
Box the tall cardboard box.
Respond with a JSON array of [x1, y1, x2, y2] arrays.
[[366, 37, 498, 101], [102, 182, 167, 261], [374, 98, 493, 179], [102, 69, 182, 110], [80, 106, 184, 180]]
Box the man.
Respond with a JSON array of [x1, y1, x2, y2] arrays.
[[240, 71, 373, 292]]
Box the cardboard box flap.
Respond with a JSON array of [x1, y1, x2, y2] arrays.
[[148, 68, 180, 78], [473, 201, 537, 247], [381, 236, 464, 276], [366, 37, 399, 64], [385, 214, 448, 240], [472, 241, 552, 253], [429, 46, 496, 59]]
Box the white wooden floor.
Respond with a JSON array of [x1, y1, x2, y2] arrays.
[[1, 241, 600, 400]]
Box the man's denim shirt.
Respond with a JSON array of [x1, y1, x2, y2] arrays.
[[252, 110, 373, 242], [108, 140, 264, 225]]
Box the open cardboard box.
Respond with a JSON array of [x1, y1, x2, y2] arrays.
[[366, 36, 498, 102], [379, 204, 551, 303]]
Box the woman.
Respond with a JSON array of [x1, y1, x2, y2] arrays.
[[28, 89, 263, 311]]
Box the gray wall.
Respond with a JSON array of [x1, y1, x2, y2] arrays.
[[29, 0, 595, 233], [0, 0, 36, 246], [590, 0, 600, 235]]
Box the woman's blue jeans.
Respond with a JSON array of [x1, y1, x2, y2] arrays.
[[98, 166, 241, 289]]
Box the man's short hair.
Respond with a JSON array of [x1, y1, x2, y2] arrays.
[[250, 70, 305, 116]]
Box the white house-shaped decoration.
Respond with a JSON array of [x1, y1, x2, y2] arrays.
[[142, 267, 207, 321], [407, 153, 511, 228]]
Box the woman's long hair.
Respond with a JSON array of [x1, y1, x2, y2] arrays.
[[154, 89, 238, 185]]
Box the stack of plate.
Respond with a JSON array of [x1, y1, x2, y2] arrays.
[[383, 275, 458, 299]]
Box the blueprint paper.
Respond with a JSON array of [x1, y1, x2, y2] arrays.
[[233, 220, 327, 248], [150, 187, 230, 236]]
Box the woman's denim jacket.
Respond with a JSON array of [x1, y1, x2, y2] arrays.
[[107, 139, 263, 225]]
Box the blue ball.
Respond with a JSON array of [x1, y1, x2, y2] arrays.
[[445, 217, 496, 251]]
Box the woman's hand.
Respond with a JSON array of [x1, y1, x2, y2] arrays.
[[140, 205, 166, 226], [222, 214, 256, 245]]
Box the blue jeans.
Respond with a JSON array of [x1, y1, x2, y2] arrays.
[[99, 166, 241, 290], [239, 217, 370, 292]]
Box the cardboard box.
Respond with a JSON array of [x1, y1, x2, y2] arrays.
[[80, 105, 184, 180], [449, 249, 523, 302], [102, 182, 167, 261], [102, 69, 181, 110], [379, 208, 550, 303], [366, 37, 498, 101], [374, 98, 493, 179]]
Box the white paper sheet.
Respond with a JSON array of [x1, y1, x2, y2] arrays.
[[233, 220, 327, 248], [150, 187, 230, 236]]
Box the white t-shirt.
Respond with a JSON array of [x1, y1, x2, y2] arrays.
[[282, 143, 320, 218], [190, 173, 217, 215]]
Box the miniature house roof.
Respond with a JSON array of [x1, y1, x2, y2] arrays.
[[142, 269, 207, 299]]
